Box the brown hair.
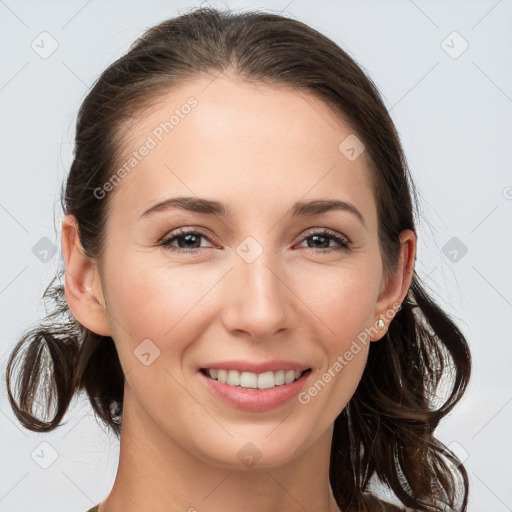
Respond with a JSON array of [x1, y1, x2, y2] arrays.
[[5, 7, 471, 511]]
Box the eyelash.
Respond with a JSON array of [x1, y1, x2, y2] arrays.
[[159, 228, 352, 255]]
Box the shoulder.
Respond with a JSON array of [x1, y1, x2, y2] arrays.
[[85, 506, 99, 512]]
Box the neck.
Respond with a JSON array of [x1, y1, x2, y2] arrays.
[[99, 385, 342, 512]]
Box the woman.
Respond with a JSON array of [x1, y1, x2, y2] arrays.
[[5, 7, 471, 512]]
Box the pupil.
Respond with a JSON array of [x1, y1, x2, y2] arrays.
[[309, 235, 328, 248], [180, 234, 199, 249]]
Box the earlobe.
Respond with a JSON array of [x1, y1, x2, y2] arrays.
[[61, 214, 112, 336], [371, 229, 417, 341]]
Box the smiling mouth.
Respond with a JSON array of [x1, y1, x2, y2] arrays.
[[200, 368, 312, 389]]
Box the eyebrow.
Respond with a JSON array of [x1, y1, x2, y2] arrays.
[[141, 196, 366, 227]]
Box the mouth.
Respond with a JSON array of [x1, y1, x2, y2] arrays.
[[198, 367, 313, 412], [199, 368, 312, 389]]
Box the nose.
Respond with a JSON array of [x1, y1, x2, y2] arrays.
[[220, 252, 296, 341]]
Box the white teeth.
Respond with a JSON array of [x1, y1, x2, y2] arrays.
[[240, 371, 257, 388], [257, 371, 274, 389], [217, 369, 227, 383], [227, 370, 240, 386], [285, 370, 295, 384], [205, 368, 306, 388], [274, 370, 285, 385]]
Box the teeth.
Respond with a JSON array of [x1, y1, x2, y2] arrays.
[[205, 368, 306, 388], [227, 370, 241, 386]]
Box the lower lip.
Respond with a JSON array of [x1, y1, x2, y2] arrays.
[[198, 369, 312, 412]]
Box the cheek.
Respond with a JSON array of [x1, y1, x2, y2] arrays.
[[292, 258, 380, 341], [104, 256, 207, 343], [290, 262, 377, 412]]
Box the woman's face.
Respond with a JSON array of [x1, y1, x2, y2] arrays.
[[92, 74, 409, 468]]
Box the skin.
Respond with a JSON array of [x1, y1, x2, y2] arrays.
[[62, 73, 416, 512]]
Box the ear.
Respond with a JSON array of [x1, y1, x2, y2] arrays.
[[371, 229, 416, 341], [61, 214, 112, 336]]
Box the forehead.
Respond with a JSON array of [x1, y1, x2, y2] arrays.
[[108, 74, 377, 230]]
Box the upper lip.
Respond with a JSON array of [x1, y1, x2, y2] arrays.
[[199, 360, 311, 374]]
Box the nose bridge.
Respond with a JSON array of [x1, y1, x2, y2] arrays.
[[223, 241, 293, 338]]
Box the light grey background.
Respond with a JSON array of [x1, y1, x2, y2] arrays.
[[1, 1, 511, 510]]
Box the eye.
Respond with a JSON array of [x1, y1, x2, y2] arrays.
[[159, 227, 352, 255], [296, 228, 352, 254], [159, 228, 214, 253]]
